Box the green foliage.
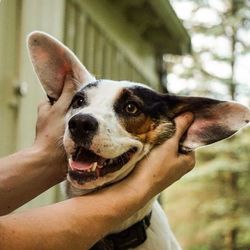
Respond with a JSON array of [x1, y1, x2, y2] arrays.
[[167, 0, 250, 101], [162, 1, 250, 249], [162, 129, 250, 249]]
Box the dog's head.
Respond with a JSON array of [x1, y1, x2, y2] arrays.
[[28, 32, 250, 192]]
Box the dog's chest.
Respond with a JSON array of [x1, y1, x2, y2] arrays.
[[91, 201, 182, 250], [65, 180, 181, 250], [135, 201, 182, 250]]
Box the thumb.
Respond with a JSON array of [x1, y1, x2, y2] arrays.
[[154, 112, 194, 155], [54, 75, 78, 112], [173, 112, 194, 141]]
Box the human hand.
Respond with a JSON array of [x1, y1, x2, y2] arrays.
[[131, 112, 195, 197], [33, 76, 76, 179]]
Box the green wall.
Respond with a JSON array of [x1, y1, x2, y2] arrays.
[[0, 0, 161, 210]]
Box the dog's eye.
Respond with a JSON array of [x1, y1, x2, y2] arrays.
[[125, 103, 140, 115], [72, 96, 86, 109]]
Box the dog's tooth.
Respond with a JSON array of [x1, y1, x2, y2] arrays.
[[92, 162, 97, 171]]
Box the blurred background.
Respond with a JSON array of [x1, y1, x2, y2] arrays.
[[0, 0, 249, 249]]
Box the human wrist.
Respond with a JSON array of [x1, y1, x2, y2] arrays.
[[27, 144, 66, 183], [100, 175, 153, 226], [123, 166, 157, 201]]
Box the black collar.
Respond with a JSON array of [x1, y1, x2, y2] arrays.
[[91, 212, 152, 250]]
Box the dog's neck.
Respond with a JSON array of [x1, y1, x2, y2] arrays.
[[66, 182, 156, 234], [112, 199, 155, 234]]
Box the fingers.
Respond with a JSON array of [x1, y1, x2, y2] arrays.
[[173, 112, 194, 141], [37, 100, 50, 115], [54, 74, 77, 112], [159, 112, 194, 154]]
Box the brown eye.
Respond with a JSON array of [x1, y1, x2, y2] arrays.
[[72, 95, 86, 109], [125, 103, 139, 115]]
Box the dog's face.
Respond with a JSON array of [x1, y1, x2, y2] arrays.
[[28, 32, 250, 191], [63, 80, 176, 190]]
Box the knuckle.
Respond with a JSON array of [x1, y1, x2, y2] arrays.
[[182, 154, 195, 172], [37, 101, 50, 120], [37, 100, 47, 110], [187, 157, 196, 170]]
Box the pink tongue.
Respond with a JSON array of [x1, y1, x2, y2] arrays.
[[69, 159, 94, 171]]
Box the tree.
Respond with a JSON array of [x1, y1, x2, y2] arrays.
[[162, 1, 250, 249], [166, 0, 250, 103]]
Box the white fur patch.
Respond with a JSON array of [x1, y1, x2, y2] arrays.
[[64, 80, 153, 191]]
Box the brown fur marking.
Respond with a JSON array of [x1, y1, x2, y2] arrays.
[[120, 116, 175, 145], [115, 88, 176, 145]]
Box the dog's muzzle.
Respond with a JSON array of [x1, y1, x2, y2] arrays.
[[68, 114, 98, 147]]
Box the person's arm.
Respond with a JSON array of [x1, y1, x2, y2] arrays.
[[0, 77, 75, 215], [0, 113, 195, 250], [0, 146, 64, 215]]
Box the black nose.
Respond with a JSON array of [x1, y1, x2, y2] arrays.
[[68, 114, 98, 143]]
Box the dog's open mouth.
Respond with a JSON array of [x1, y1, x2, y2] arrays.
[[68, 147, 137, 184]]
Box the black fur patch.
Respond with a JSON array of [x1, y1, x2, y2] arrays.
[[200, 125, 235, 145], [80, 80, 101, 92], [47, 95, 56, 105], [113, 86, 176, 145], [165, 95, 222, 119], [70, 92, 87, 109], [114, 87, 168, 119]]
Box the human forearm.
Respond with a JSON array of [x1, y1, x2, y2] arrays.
[[0, 146, 65, 215], [0, 179, 150, 250], [0, 151, 192, 250], [0, 153, 190, 250], [0, 199, 86, 250]]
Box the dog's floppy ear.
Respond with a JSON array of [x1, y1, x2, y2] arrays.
[[28, 31, 95, 101], [167, 95, 250, 151]]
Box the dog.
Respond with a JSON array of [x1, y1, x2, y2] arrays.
[[28, 31, 250, 250]]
